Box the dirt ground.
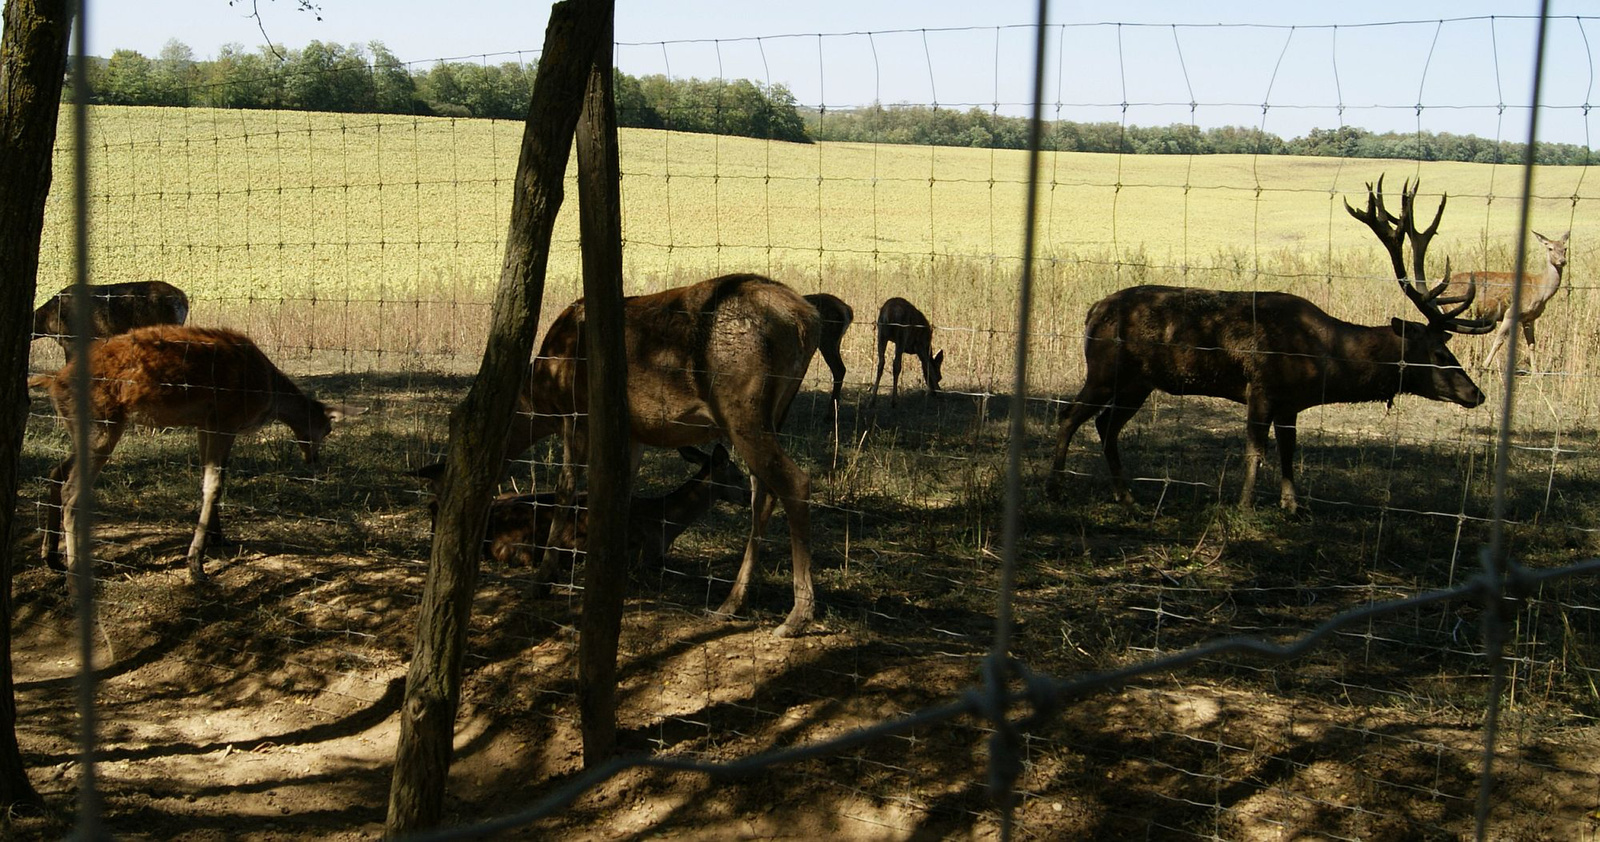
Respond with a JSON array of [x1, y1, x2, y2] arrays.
[[9, 373, 1600, 840]]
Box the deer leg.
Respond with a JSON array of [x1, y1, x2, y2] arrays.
[[721, 432, 814, 638], [60, 419, 124, 579], [1521, 321, 1538, 373], [1240, 397, 1273, 509], [1095, 388, 1150, 507], [715, 478, 776, 620], [890, 351, 904, 407], [870, 336, 889, 405], [1046, 389, 1109, 500], [537, 418, 587, 590], [1273, 411, 1299, 513], [187, 429, 236, 581], [1481, 319, 1512, 371], [41, 455, 72, 570]]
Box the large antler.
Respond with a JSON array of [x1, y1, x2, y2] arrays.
[[1344, 175, 1496, 335]]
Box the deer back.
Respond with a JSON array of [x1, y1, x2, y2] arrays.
[[33, 281, 189, 349], [521, 274, 821, 452], [43, 325, 336, 446], [1084, 286, 1438, 409], [876, 296, 932, 355]]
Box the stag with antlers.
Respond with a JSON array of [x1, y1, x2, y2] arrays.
[[1046, 176, 1495, 513]]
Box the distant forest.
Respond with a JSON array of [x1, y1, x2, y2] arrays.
[[79, 39, 1596, 166]]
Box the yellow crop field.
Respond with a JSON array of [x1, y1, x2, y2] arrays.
[[34, 105, 1600, 400]]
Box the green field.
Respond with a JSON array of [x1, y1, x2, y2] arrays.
[[13, 105, 1600, 840]]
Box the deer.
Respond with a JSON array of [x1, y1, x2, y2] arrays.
[[32, 324, 364, 582], [32, 280, 190, 361], [1046, 177, 1495, 514], [480, 272, 821, 637], [1451, 230, 1570, 373], [871, 296, 944, 407], [804, 292, 854, 410], [416, 444, 749, 578]]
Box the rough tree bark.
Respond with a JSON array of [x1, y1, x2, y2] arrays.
[[0, 0, 72, 811], [383, 1, 614, 836], [573, 5, 630, 767]]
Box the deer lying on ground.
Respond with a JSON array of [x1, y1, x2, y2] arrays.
[[32, 280, 190, 360], [871, 296, 943, 407], [1046, 177, 1495, 513], [480, 272, 820, 637], [33, 325, 364, 581], [1452, 230, 1569, 373], [416, 445, 749, 578], [805, 292, 854, 410]]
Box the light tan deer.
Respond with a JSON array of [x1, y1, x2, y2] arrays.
[[33, 325, 364, 581], [1452, 230, 1569, 372], [32, 280, 190, 361], [493, 272, 822, 637]]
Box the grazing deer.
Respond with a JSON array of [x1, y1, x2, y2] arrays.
[[32, 280, 190, 360], [33, 325, 364, 581], [1047, 178, 1494, 513], [871, 296, 943, 406], [417, 445, 749, 577], [489, 273, 820, 637], [1452, 230, 1569, 373]]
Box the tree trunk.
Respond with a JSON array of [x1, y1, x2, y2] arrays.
[[0, 0, 72, 811], [383, 1, 614, 836], [574, 6, 630, 768]]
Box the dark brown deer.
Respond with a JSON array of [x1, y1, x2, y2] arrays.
[[871, 296, 943, 407], [32, 280, 190, 360], [1453, 230, 1569, 372], [33, 325, 364, 581], [417, 445, 749, 577], [1046, 178, 1495, 513], [492, 273, 821, 637], [804, 293, 854, 408]]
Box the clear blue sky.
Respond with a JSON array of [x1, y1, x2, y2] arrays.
[[82, 1, 1594, 146]]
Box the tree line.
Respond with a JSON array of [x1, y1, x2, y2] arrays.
[[81, 39, 1593, 165]]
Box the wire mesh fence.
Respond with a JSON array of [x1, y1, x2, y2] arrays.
[[11, 8, 1600, 841]]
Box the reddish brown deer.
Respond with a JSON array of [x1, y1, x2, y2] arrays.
[[33, 325, 364, 581], [871, 296, 944, 407], [1451, 230, 1569, 372], [32, 280, 190, 360], [417, 445, 749, 577], [1047, 179, 1495, 513], [804, 293, 854, 408], [492, 273, 821, 637]]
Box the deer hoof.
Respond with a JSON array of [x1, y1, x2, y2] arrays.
[[772, 615, 811, 639]]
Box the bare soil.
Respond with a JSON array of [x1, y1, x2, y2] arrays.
[[10, 372, 1600, 840]]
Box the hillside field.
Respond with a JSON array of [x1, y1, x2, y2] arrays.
[[10, 105, 1600, 840]]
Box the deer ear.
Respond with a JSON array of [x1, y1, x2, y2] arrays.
[[326, 404, 368, 423], [1390, 317, 1407, 336], [933, 350, 945, 364], [677, 446, 710, 466]]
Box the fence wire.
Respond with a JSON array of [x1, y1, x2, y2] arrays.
[[15, 6, 1600, 842]]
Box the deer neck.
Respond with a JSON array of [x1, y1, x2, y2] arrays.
[[1529, 257, 1564, 304], [266, 372, 322, 438], [1334, 325, 1407, 402]]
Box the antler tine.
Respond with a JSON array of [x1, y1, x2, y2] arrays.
[[1399, 178, 1448, 287], [1416, 258, 1498, 335], [1344, 173, 1409, 281]]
